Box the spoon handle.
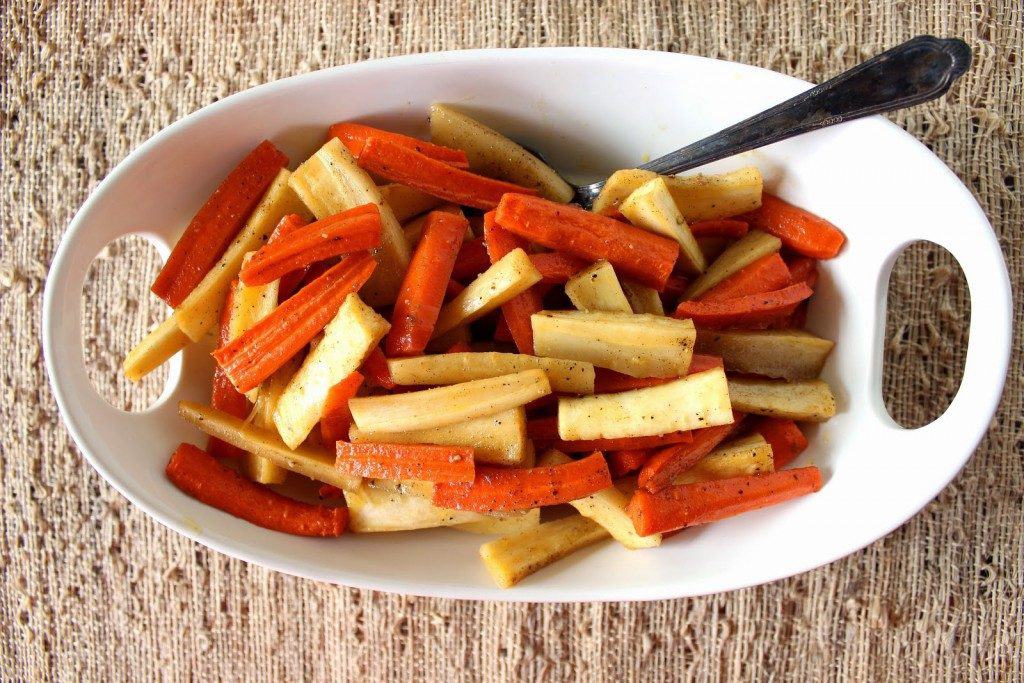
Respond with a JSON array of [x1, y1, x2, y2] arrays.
[[639, 35, 971, 177]]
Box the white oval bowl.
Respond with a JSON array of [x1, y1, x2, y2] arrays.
[[43, 48, 1012, 602]]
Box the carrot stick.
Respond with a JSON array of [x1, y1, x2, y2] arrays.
[[592, 354, 724, 393], [328, 122, 470, 168], [451, 237, 491, 281], [698, 253, 792, 303], [527, 417, 692, 453], [361, 346, 396, 389], [152, 140, 288, 307], [753, 418, 808, 469], [663, 273, 690, 301], [213, 252, 376, 393], [208, 282, 250, 458], [674, 283, 813, 328], [528, 251, 589, 284], [239, 204, 381, 286], [445, 279, 466, 301], [627, 466, 823, 535], [741, 194, 846, 259], [493, 313, 513, 343], [432, 452, 612, 511], [320, 371, 365, 445], [637, 416, 742, 492], [786, 256, 819, 288], [165, 443, 348, 536], [607, 449, 650, 477], [335, 442, 475, 483], [445, 340, 472, 353], [263, 214, 313, 299], [483, 212, 543, 354], [688, 219, 750, 238], [495, 194, 679, 290], [355, 136, 537, 210], [386, 211, 469, 356]]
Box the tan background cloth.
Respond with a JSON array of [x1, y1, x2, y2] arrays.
[[2, 1, 1021, 680]]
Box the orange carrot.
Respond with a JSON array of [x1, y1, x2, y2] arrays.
[[208, 282, 250, 458], [483, 212, 543, 354], [495, 194, 679, 290], [268, 214, 314, 299], [741, 194, 846, 259], [318, 484, 345, 500], [432, 452, 612, 511], [754, 418, 808, 469], [493, 313, 513, 343], [688, 219, 749, 238], [528, 251, 589, 284], [361, 346, 396, 389], [663, 273, 690, 301], [445, 279, 466, 301], [239, 204, 381, 286], [335, 442, 475, 483], [328, 122, 470, 168], [355, 136, 537, 210], [152, 140, 288, 307], [638, 416, 742, 492], [674, 283, 813, 328], [627, 466, 823, 535], [386, 211, 469, 356], [165, 443, 348, 537], [445, 341, 472, 353], [698, 253, 791, 303], [607, 449, 650, 477], [786, 256, 819, 288], [528, 417, 692, 453], [451, 237, 491, 281], [592, 354, 723, 393], [320, 371, 365, 444], [213, 252, 376, 393]]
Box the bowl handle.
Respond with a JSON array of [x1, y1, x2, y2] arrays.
[[867, 220, 1012, 458]]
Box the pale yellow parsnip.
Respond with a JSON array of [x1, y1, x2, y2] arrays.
[[564, 260, 632, 313], [684, 229, 781, 300], [386, 352, 594, 394]]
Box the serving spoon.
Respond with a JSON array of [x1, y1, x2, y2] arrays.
[[557, 35, 971, 209]]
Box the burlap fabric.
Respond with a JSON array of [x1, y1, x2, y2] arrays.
[[2, 1, 1021, 680]]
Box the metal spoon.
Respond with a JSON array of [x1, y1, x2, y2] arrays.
[[562, 35, 971, 209]]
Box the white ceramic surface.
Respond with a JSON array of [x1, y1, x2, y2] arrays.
[[43, 48, 1012, 602]]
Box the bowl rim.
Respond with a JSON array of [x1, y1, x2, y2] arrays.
[[43, 47, 1012, 602]]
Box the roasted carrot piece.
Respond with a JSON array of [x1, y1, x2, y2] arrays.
[[698, 253, 792, 303], [152, 140, 288, 306], [361, 346, 396, 389], [754, 418, 808, 469], [386, 211, 469, 356], [445, 279, 466, 301], [355, 136, 537, 210], [335, 442, 475, 483], [483, 212, 544, 354], [673, 283, 813, 328], [528, 251, 590, 284], [741, 194, 846, 259], [688, 219, 749, 238], [627, 466, 823, 535], [495, 194, 679, 290], [662, 273, 690, 302], [328, 122, 470, 168], [265, 214, 313, 299], [638, 417, 741, 492], [213, 252, 376, 393], [592, 354, 723, 393], [493, 313, 514, 343], [320, 371, 365, 445], [445, 340, 472, 353], [451, 237, 491, 281], [165, 443, 348, 536], [432, 452, 612, 511], [786, 256, 819, 288], [527, 417, 692, 453], [239, 204, 381, 286], [208, 282, 250, 458], [607, 449, 650, 477]]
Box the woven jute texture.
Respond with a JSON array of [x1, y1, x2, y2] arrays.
[[2, 1, 1021, 680]]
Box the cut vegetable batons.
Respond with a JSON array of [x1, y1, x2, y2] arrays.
[[695, 329, 834, 380], [621, 281, 665, 315], [675, 433, 774, 485], [243, 358, 297, 484], [289, 138, 411, 305], [386, 352, 594, 394], [726, 377, 837, 422], [558, 367, 733, 440], [344, 480, 492, 533], [479, 514, 608, 588], [453, 508, 541, 535], [619, 177, 706, 275], [227, 256, 279, 402], [429, 104, 574, 202], [592, 166, 763, 222], [564, 260, 633, 313], [274, 294, 390, 449], [532, 310, 695, 378], [378, 183, 444, 223], [684, 230, 781, 300]]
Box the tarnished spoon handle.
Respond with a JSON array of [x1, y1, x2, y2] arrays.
[[639, 35, 971, 176]]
